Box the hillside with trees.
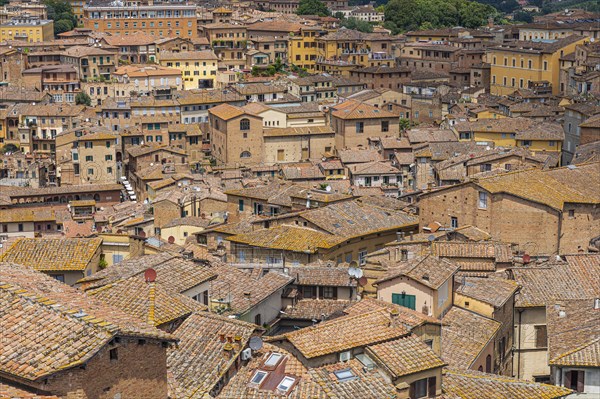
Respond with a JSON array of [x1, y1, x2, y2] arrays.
[[384, 0, 497, 33]]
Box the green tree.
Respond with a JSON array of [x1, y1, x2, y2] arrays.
[[399, 118, 411, 132], [513, 10, 533, 23], [297, 0, 330, 16], [341, 17, 374, 33], [75, 91, 91, 106], [1, 143, 18, 154], [44, 0, 77, 35]]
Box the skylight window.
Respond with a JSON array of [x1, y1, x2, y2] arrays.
[[250, 370, 268, 385], [264, 353, 283, 367], [334, 368, 357, 382], [277, 376, 296, 392]]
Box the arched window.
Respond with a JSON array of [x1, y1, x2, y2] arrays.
[[485, 354, 492, 373], [240, 151, 251, 159], [240, 118, 250, 131]]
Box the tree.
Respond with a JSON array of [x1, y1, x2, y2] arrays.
[[384, 0, 496, 33], [399, 118, 411, 132], [513, 10, 533, 23], [297, 0, 330, 16], [341, 17, 374, 33], [75, 91, 91, 106], [44, 0, 77, 35], [1, 143, 18, 154]]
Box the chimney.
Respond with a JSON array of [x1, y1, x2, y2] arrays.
[[219, 333, 226, 343]]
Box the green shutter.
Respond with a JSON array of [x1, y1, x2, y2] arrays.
[[392, 293, 416, 310]]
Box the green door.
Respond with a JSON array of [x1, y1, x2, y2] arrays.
[[392, 293, 416, 310]]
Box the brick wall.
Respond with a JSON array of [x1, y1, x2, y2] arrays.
[[28, 338, 169, 399]]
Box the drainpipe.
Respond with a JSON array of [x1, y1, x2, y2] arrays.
[[557, 209, 563, 254], [516, 308, 523, 379]]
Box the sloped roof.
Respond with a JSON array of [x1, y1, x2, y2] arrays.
[[376, 254, 460, 289], [282, 309, 409, 359], [0, 262, 174, 382], [441, 307, 500, 369], [443, 368, 572, 399], [0, 238, 101, 272]]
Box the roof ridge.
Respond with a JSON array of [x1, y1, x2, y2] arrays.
[[550, 336, 600, 364]]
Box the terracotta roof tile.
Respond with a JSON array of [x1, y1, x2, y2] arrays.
[[282, 299, 353, 320], [367, 335, 446, 378], [168, 312, 257, 399], [281, 309, 409, 359], [441, 307, 500, 369], [0, 238, 101, 272], [546, 298, 600, 367], [443, 368, 572, 399], [512, 259, 600, 308], [376, 254, 460, 289], [455, 275, 519, 308], [0, 262, 174, 381]]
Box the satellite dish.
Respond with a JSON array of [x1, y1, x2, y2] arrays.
[[144, 268, 157, 282], [167, 236, 175, 244], [325, 185, 332, 192], [427, 234, 436, 242], [358, 276, 368, 287], [348, 267, 363, 279], [249, 336, 263, 351]]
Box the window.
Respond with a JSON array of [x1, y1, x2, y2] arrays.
[[85, 155, 93, 162], [480, 163, 492, 172], [240, 151, 251, 159], [238, 199, 244, 211], [18, 223, 23, 232], [334, 368, 356, 382], [355, 122, 364, 133], [240, 118, 250, 130], [451, 217, 458, 229], [410, 378, 428, 398], [479, 192, 488, 209], [52, 274, 65, 283], [535, 325, 547, 348], [485, 354, 492, 373], [543, 61, 548, 71], [568, 209, 575, 219], [250, 370, 268, 385], [112, 254, 124, 264], [381, 121, 389, 132], [522, 140, 532, 147], [277, 377, 295, 393], [549, 141, 556, 147], [358, 249, 367, 266], [323, 286, 337, 299], [109, 348, 118, 361], [254, 313, 262, 326]]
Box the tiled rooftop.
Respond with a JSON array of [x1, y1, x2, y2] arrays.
[[454, 275, 519, 308], [1, 238, 101, 272], [443, 368, 573, 399], [0, 262, 174, 381], [377, 254, 460, 290], [441, 307, 500, 369], [367, 335, 446, 378], [281, 309, 408, 359], [546, 298, 600, 367], [168, 312, 257, 399]]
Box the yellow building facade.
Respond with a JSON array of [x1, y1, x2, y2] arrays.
[[158, 51, 219, 90], [488, 36, 587, 96], [0, 17, 53, 43], [288, 27, 323, 72]]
